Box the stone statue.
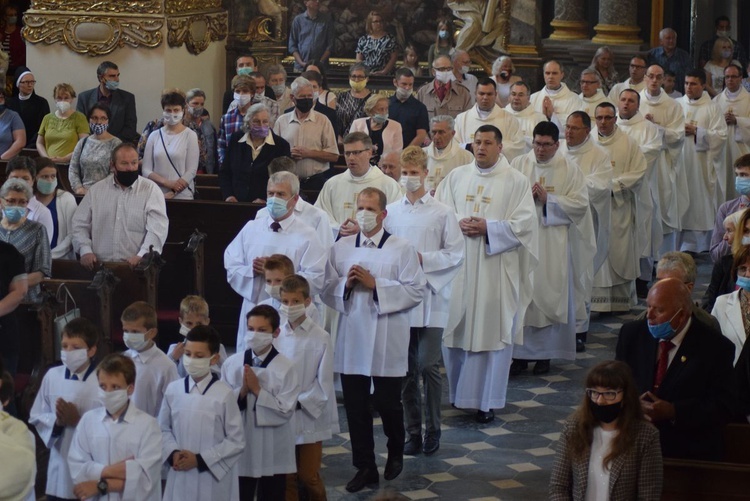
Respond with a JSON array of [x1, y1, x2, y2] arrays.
[[447, 0, 506, 52], [253, 0, 287, 40]]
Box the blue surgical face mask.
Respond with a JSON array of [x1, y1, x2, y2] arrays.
[[372, 113, 388, 125], [743, 236, 750, 246], [237, 67, 254, 76], [2, 206, 26, 223], [647, 308, 682, 340], [737, 276, 750, 291], [736, 176, 750, 196], [105, 80, 119, 91], [266, 196, 289, 220]]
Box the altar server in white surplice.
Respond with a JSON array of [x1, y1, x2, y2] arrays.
[[590, 102, 648, 312], [617, 89, 665, 285], [224, 171, 327, 351], [454, 77, 526, 162], [579, 68, 613, 121], [510, 122, 593, 375], [384, 146, 464, 456], [159, 327, 244, 501], [677, 69, 728, 252], [322, 187, 425, 492], [562, 111, 613, 351], [529, 61, 583, 126], [68, 354, 162, 501], [221, 305, 300, 500], [640, 65, 687, 253], [714, 63, 750, 201], [423, 115, 474, 193], [505, 81, 549, 153], [314, 132, 402, 234], [435, 124, 538, 424]]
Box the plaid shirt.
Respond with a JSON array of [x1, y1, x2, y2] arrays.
[[218, 108, 245, 166]]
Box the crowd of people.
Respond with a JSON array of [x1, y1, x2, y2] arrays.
[[3, 5, 750, 500]]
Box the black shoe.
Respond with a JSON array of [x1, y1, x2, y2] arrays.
[[403, 434, 422, 455], [345, 468, 379, 493], [533, 360, 551, 375], [636, 279, 649, 299], [476, 409, 495, 423], [576, 337, 586, 353], [422, 435, 440, 455], [509, 359, 528, 376], [384, 455, 403, 480]]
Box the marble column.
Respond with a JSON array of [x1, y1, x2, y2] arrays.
[[549, 0, 588, 41], [592, 0, 643, 45]]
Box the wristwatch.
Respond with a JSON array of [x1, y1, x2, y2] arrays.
[[97, 479, 109, 495]]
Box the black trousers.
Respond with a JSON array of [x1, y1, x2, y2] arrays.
[[340, 374, 404, 470], [238, 474, 286, 500]]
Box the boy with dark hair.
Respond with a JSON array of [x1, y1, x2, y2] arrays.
[[68, 353, 162, 501], [30, 317, 103, 501], [160, 326, 245, 499]]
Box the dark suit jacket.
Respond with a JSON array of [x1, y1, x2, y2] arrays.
[[77, 87, 138, 144], [701, 253, 734, 312], [549, 419, 663, 501], [735, 340, 750, 419], [615, 316, 736, 460], [218, 130, 291, 202]]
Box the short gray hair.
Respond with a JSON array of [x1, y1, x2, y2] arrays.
[[657, 251, 696, 284], [0, 178, 32, 201], [243, 103, 270, 128], [291, 77, 312, 97], [266, 64, 287, 80], [430, 115, 455, 131], [451, 49, 469, 64], [491, 56, 515, 76], [268, 171, 300, 196], [580, 68, 601, 83], [659, 27, 676, 39], [185, 88, 206, 102]]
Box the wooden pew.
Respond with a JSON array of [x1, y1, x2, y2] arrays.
[[724, 423, 750, 464], [197, 185, 224, 201], [195, 173, 219, 187], [662, 459, 750, 500]]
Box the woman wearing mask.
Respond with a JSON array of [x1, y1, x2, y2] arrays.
[[304, 61, 337, 109], [68, 103, 122, 194], [0, 178, 51, 304], [549, 360, 662, 501], [355, 10, 399, 75], [0, 4, 25, 77], [712, 244, 750, 365], [491, 56, 521, 108], [427, 18, 456, 66], [0, 89, 25, 159], [141, 89, 199, 200], [34, 157, 77, 259], [185, 88, 218, 174], [349, 94, 402, 165], [219, 103, 291, 203], [702, 209, 744, 312], [704, 37, 740, 97], [337, 63, 372, 136], [36, 83, 89, 163]]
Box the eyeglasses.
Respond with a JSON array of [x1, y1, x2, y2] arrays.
[[580, 80, 599, 85], [532, 141, 557, 148], [19, 80, 36, 85], [2, 198, 28, 206], [630, 64, 646, 69], [350, 75, 367, 81], [433, 66, 452, 72], [344, 149, 369, 157], [586, 389, 623, 401]]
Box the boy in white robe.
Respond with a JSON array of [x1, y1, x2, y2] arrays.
[[322, 187, 426, 492], [166, 295, 228, 378], [67, 354, 162, 501], [121, 301, 179, 417], [258, 254, 322, 327], [221, 305, 300, 500], [30, 317, 103, 501], [160, 326, 244, 500], [274, 275, 338, 500]]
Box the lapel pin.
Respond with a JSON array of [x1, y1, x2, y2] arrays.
[[680, 356, 687, 363]]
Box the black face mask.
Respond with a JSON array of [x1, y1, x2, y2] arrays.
[[295, 98, 314, 113], [589, 400, 622, 424], [115, 170, 139, 187]]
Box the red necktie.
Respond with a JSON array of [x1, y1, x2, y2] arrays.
[[435, 82, 448, 102], [653, 340, 674, 391]]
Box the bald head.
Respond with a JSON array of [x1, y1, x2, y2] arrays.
[[646, 278, 692, 332], [379, 150, 402, 182]]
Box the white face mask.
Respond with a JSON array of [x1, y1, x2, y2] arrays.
[[123, 332, 149, 351], [182, 355, 212, 379], [264, 284, 281, 301], [435, 70, 454, 84], [245, 330, 274, 355], [400, 175, 422, 193], [395, 87, 412, 100], [460, 65, 470, 75], [742, 236, 750, 246], [61, 348, 89, 374], [99, 388, 129, 415], [163, 111, 184, 126], [356, 209, 379, 233], [280, 303, 306, 323], [179, 323, 190, 336], [236, 94, 253, 107], [717, 30, 730, 38], [55, 101, 71, 113]]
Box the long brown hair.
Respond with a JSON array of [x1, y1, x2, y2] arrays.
[[569, 361, 644, 468]]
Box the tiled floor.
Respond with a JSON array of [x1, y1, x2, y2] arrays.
[[318, 253, 714, 500]]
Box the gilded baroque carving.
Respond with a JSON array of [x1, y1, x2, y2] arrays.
[[167, 12, 228, 55], [29, 0, 163, 15], [22, 14, 163, 56], [165, 0, 222, 15]]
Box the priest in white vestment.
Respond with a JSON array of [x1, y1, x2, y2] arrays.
[[579, 68, 612, 121], [314, 132, 402, 234], [607, 56, 648, 101], [529, 61, 583, 126], [640, 65, 687, 253], [322, 187, 425, 491], [505, 81, 549, 153], [510, 122, 593, 375], [224, 172, 327, 350], [423, 115, 474, 193], [562, 111, 613, 350], [590, 103, 648, 312], [453, 77, 526, 162], [677, 70, 728, 252], [434, 124, 538, 423], [714, 63, 750, 201]]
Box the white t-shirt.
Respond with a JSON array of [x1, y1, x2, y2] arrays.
[[585, 426, 618, 501]]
